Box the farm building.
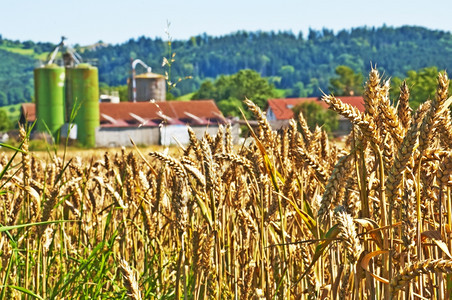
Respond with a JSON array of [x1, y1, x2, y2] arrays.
[[20, 100, 239, 147], [266, 96, 365, 135], [30, 47, 231, 148]]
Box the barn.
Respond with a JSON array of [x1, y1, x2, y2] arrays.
[[20, 100, 239, 147]]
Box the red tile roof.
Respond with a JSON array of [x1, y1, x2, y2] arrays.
[[21, 100, 226, 127], [336, 96, 366, 112], [99, 100, 224, 125], [267, 96, 365, 120]]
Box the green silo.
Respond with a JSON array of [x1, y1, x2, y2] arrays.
[[34, 64, 65, 136], [65, 64, 99, 147]]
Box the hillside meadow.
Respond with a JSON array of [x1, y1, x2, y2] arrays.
[[1, 68, 452, 299]]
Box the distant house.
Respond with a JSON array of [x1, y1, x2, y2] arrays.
[[266, 96, 365, 136], [20, 100, 239, 147], [20, 103, 36, 128]]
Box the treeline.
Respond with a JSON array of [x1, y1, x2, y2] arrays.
[[83, 25, 452, 98], [3, 26, 452, 105], [0, 49, 34, 106], [0, 35, 55, 53]]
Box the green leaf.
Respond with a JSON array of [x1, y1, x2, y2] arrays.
[[302, 198, 316, 225], [195, 193, 213, 229], [286, 197, 317, 237], [5, 285, 44, 300], [0, 220, 73, 233], [0, 143, 25, 153], [294, 224, 341, 284], [51, 240, 106, 298]]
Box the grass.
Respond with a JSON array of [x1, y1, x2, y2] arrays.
[[0, 45, 36, 56], [0, 45, 50, 60], [1, 67, 452, 299], [274, 88, 287, 98], [0, 104, 21, 122], [176, 92, 195, 101]]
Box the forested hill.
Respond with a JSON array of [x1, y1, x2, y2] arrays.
[[3, 25, 452, 105], [0, 49, 35, 106]]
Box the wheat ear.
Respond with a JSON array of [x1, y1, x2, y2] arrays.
[[119, 259, 142, 300], [322, 95, 380, 145], [397, 80, 412, 131], [391, 259, 452, 295], [363, 67, 381, 117]]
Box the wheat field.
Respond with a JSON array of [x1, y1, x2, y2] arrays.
[[1, 68, 452, 299]]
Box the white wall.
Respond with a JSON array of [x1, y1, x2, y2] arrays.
[[95, 123, 241, 147], [160, 125, 190, 146], [95, 127, 159, 147], [160, 125, 231, 146]]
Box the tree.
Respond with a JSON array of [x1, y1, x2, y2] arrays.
[[116, 85, 129, 102], [329, 65, 364, 96], [390, 66, 452, 110], [7, 26, 452, 108], [292, 101, 338, 133], [278, 65, 296, 88], [0, 91, 7, 106], [217, 97, 247, 118], [287, 81, 314, 97], [192, 69, 276, 117], [99, 83, 129, 102], [228, 69, 276, 109], [99, 82, 110, 95], [192, 80, 216, 100], [0, 110, 11, 131]]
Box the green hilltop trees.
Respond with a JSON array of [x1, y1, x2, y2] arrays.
[[4, 26, 452, 117], [192, 69, 276, 117], [329, 65, 364, 96]]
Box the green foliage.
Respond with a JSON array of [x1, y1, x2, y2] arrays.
[[5, 26, 452, 106], [176, 92, 195, 101], [192, 69, 276, 117], [286, 80, 318, 97], [98, 82, 110, 94], [0, 103, 20, 131], [217, 98, 247, 118], [273, 88, 287, 98], [0, 49, 35, 105], [292, 101, 338, 133], [166, 92, 176, 100], [0, 110, 11, 131], [99, 83, 129, 102], [116, 85, 129, 102], [193, 80, 215, 100], [390, 66, 452, 109], [329, 65, 364, 96], [0, 91, 7, 106], [278, 65, 296, 87], [79, 25, 452, 99]]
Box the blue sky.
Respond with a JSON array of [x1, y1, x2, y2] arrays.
[[1, 0, 451, 45]]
